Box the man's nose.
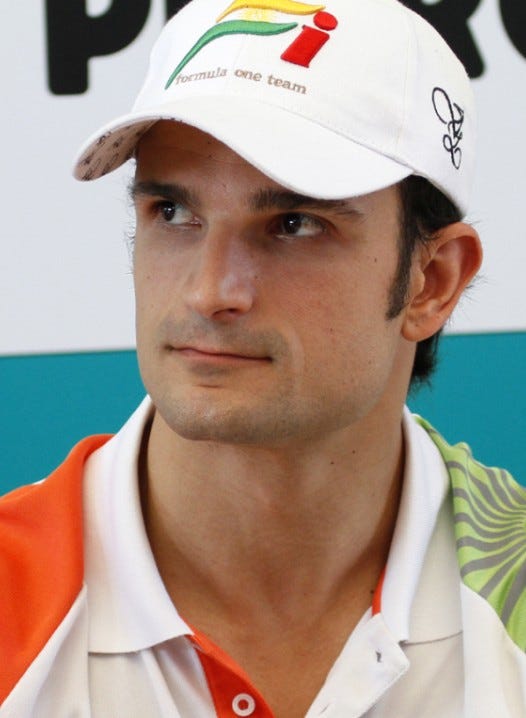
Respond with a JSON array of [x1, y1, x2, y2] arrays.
[[182, 230, 258, 320]]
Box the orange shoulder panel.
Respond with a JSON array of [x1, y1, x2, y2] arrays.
[[0, 435, 113, 703]]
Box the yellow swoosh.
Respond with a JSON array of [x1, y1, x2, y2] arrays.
[[217, 0, 325, 23]]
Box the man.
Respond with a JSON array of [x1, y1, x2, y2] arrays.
[[1, 0, 525, 716]]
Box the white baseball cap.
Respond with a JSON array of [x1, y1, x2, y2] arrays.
[[73, 0, 475, 214]]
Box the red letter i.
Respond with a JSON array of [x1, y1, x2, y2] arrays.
[[281, 11, 338, 68]]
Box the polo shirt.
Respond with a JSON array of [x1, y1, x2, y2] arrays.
[[85, 399, 462, 717], [2, 398, 526, 717]]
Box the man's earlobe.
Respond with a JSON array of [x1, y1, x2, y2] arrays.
[[402, 222, 483, 342]]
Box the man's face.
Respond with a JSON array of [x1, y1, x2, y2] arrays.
[[133, 122, 414, 448]]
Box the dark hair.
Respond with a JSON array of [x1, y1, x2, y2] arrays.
[[388, 175, 462, 388]]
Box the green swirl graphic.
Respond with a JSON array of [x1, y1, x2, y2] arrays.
[[165, 20, 298, 88], [418, 417, 526, 650]]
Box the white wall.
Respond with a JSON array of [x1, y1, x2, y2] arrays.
[[2, 0, 525, 356]]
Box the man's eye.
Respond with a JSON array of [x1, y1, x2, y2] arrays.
[[275, 213, 324, 238], [157, 201, 198, 226]]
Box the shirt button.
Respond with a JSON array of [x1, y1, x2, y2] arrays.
[[232, 693, 256, 716]]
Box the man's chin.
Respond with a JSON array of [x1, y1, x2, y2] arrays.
[[154, 394, 301, 447]]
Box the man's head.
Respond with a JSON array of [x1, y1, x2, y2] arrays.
[[128, 121, 480, 448], [73, 0, 482, 443]]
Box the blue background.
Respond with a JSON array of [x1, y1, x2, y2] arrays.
[[1, 330, 524, 495]]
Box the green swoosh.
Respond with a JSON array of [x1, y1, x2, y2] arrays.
[[165, 20, 298, 88]]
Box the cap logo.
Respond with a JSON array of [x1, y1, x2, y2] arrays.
[[165, 0, 338, 88], [432, 86, 465, 170]]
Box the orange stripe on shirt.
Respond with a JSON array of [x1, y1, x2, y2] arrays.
[[0, 434, 112, 703], [372, 567, 385, 616]]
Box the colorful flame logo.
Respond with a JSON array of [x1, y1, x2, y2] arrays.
[[165, 0, 325, 88]]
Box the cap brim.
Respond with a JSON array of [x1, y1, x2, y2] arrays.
[[73, 95, 412, 198]]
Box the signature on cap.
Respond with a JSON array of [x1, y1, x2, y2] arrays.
[[432, 86, 465, 170]]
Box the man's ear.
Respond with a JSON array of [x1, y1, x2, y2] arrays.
[[402, 222, 483, 342]]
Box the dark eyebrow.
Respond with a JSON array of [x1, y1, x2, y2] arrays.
[[129, 181, 200, 209], [129, 181, 361, 218], [249, 188, 361, 217]]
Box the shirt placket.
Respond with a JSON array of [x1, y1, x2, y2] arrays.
[[189, 631, 275, 718], [305, 614, 409, 718]]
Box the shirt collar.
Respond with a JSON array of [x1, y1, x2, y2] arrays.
[[84, 397, 192, 653], [380, 408, 462, 644]]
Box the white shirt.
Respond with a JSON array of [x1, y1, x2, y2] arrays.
[[81, 398, 464, 717]]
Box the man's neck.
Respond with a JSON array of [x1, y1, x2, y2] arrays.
[[140, 407, 405, 629], [139, 407, 406, 717]]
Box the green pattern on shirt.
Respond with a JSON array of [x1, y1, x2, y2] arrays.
[[416, 416, 526, 651]]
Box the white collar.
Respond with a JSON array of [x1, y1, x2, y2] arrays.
[[84, 400, 461, 653], [381, 408, 462, 643], [84, 397, 191, 652]]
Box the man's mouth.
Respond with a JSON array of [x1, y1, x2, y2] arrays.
[[172, 345, 272, 365]]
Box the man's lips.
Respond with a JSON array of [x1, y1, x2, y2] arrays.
[[171, 346, 272, 363]]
